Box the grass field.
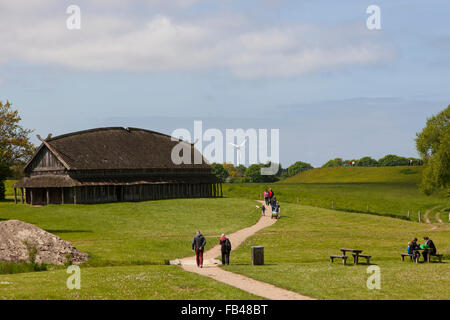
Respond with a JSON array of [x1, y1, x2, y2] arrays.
[[0, 198, 260, 299], [223, 166, 449, 222], [223, 202, 450, 300], [283, 166, 424, 184], [1, 176, 449, 300]]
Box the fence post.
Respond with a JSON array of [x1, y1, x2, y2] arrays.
[[297, 197, 299, 204], [407, 210, 410, 220], [418, 211, 421, 223], [332, 200, 334, 209], [367, 204, 369, 212]]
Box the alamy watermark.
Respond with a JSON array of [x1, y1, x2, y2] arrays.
[[366, 265, 381, 290], [366, 5, 381, 30], [66, 265, 81, 290], [66, 5, 81, 30], [170, 121, 280, 175]]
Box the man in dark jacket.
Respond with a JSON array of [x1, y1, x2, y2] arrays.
[[219, 234, 231, 265], [192, 231, 206, 268], [422, 236, 437, 262]]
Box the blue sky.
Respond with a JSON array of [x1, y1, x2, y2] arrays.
[[0, 0, 449, 167]]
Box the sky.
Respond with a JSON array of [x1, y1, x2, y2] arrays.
[[0, 0, 449, 167]]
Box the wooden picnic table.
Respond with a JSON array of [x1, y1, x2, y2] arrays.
[[340, 248, 363, 264]]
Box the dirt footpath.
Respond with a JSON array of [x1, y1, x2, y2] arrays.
[[171, 201, 314, 300]]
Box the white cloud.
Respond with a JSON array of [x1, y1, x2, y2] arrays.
[[0, 5, 396, 78]]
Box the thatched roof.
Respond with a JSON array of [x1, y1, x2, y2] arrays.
[[25, 127, 211, 171]]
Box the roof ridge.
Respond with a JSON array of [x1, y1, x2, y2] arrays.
[[47, 127, 187, 143]]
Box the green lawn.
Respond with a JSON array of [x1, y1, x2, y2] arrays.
[[223, 183, 449, 221], [0, 265, 259, 300], [0, 197, 261, 299], [223, 203, 450, 300], [284, 166, 424, 184]]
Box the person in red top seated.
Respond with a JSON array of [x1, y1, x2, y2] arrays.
[[219, 234, 232, 265]]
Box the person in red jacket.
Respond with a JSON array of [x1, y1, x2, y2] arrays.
[[219, 234, 232, 265]]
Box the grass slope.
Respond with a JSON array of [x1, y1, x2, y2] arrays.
[[223, 203, 450, 300], [223, 183, 449, 221], [0, 198, 260, 299], [283, 166, 423, 184]]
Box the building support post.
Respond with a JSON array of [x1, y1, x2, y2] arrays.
[[220, 183, 223, 197], [74, 187, 77, 205], [14, 188, 17, 204], [21, 188, 24, 204], [46, 188, 50, 205], [30, 189, 34, 206], [61, 187, 65, 204]]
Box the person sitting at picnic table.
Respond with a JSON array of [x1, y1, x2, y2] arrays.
[[421, 236, 437, 261], [408, 237, 420, 260]]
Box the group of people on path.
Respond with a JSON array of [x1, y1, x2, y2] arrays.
[[262, 188, 280, 219], [407, 236, 437, 262], [192, 188, 281, 268], [191, 230, 231, 268]]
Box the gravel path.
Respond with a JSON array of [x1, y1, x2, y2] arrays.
[[170, 201, 315, 300]]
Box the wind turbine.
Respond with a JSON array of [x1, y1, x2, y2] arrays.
[[229, 138, 247, 166]]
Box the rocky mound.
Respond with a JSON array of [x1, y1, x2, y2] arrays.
[[0, 220, 89, 265]]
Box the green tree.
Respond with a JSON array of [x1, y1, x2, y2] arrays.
[[322, 158, 343, 168], [0, 161, 11, 200], [288, 161, 313, 177], [416, 105, 450, 195], [211, 163, 229, 182], [244, 164, 277, 183], [357, 156, 378, 167], [378, 154, 409, 166], [0, 101, 35, 166]]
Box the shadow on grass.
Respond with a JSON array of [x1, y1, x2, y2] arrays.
[[45, 229, 93, 234], [223, 263, 278, 266]]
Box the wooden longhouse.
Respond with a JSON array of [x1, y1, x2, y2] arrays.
[[13, 127, 221, 205]]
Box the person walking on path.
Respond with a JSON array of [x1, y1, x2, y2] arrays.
[[192, 231, 206, 268], [264, 189, 269, 205], [219, 234, 232, 265], [257, 203, 266, 216], [270, 196, 277, 211], [275, 201, 281, 219], [268, 188, 274, 202]]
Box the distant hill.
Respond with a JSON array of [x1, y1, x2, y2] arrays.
[[282, 166, 423, 184]]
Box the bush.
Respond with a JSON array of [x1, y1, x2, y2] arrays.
[[244, 164, 278, 183], [288, 161, 313, 177], [378, 154, 409, 166], [211, 163, 229, 182], [357, 156, 378, 167], [322, 158, 343, 168]]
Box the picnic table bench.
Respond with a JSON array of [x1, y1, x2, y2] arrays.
[[340, 248, 362, 264], [330, 255, 348, 265], [352, 253, 371, 265], [401, 253, 417, 262], [401, 250, 443, 263]]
